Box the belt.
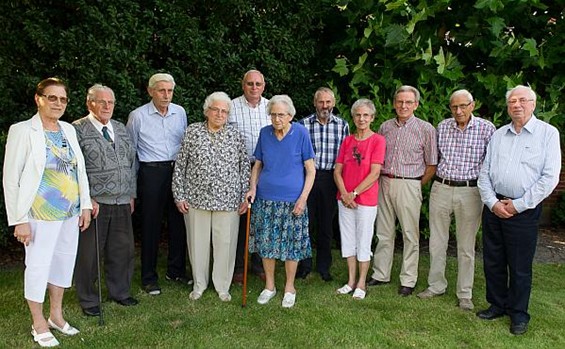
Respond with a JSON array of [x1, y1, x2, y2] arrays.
[[434, 176, 477, 187], [140, 161, 175, 168], [495, 193, 515, 200], [317, 169, 334, 174], [384, 174, 422, 180]]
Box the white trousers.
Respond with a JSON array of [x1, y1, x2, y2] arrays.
[[338, 201, 378, 262], [185, 208, 239, 295], [25, 216, 80, 303]]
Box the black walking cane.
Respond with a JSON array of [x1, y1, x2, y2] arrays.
[[242, 200, 252, 308], [94, 218, 104, 325]]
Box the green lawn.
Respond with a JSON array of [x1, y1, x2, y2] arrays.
[[1, 251, 563, 348]]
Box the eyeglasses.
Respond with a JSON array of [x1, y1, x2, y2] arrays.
[[507, 98, 534, 105], [208, 106, 229, 115], [353, 113, 373, 120], [41, 94, 69, 104], [270, 113, 289, 119], [395, 100, 415, 106], [245, 82, 264, 87], [94, 100, 115, 107], [449, 102, 472, 111]]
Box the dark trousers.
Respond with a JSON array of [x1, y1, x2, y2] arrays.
[[299, 170, 338, 275], [138, 164, 187, 286], [75, 204, 134, 308], [482, 204, 541, 324], [235, 212, 263, 274]]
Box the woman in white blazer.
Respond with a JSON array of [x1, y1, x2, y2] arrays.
[[3, 78, 92, 347]]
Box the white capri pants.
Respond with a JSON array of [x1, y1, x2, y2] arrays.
[[25, 216, 80, 303], [338, 201, 378, 262]]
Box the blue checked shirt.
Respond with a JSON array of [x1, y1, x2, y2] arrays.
[[298, 113, 349, 170], [436, 115, 495, 181]]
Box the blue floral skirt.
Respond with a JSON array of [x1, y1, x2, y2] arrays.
[[249, 198, 312, 261]]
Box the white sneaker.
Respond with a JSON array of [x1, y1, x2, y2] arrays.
[[219, 293, 231, 302], [257, 288, 276, 304], [282, 292, 296, 308], [189, 291, 202, 300]]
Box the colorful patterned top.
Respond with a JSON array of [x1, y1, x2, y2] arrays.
[[30, 130, 80, 220]]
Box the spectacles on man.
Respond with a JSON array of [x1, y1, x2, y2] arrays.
[[449, 102, 472, 112], [270, 113, 288, 119], [507, 98, 534, 105], [94, 100, 115, 107], [41, 94, 69, 104], [395, 100, 415, 106], [208, 106, 229, 115], [245, 82, 264, 87]]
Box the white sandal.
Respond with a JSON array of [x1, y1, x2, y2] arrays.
[[31, 327, 60, 347], [352, 288, 366, 300], [48, 318, 80, 336], [336, 284, 354, 295]]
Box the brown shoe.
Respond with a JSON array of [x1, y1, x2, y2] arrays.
[[232, 272, 244, 285], [417, 289, 444, 299], [458, 298, 474, 311]]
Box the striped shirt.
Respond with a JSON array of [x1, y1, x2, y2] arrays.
[[478, 115, 561, 213], [298, 113, 350, 170], [379, 116, 438, 177], [436, 115, 495, 181], [228, 95, 271, 161]]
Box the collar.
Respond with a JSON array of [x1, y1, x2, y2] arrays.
[[87, 113, 113, 132], [394, 115, 415, 127], [509, 114, 538, 135]]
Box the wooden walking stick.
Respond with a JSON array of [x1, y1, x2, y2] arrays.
[[242, 200, 252, 307]]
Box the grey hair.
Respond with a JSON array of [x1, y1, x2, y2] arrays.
[[267, 95, 296, 117], [203, 91, 231, 113], [450, 89, 474, 103], [242, 69, 265, 83], [313, 87, 335, 104], [506, 85, 537, 102], [86, 84, 115, 102], [148, 73, 176, 89], [351, 98, 376, 116], [394, 85, 420, 102]]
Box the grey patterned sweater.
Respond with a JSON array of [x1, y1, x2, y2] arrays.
[[73, 115, 136, 205]]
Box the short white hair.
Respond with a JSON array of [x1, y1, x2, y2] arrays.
[[203, 92, 231, 113], [148, 73, 175, 89], [267, 95, 296, 117], [506, 85, 536, 102]]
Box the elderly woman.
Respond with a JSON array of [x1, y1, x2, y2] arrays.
[[333, 99, 385, 300], [247, 95, 316, 308], [172, 91, 249, 302], [3, 78, 92, 347]]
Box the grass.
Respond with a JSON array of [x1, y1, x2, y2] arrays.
[[0, 250, 564, 349]]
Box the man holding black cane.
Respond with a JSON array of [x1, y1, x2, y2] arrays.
[[74, 84, 138, 316]]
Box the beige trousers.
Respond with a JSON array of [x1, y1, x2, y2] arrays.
[[185, 208, 239, 295], [371, 177, 422, 287], [427, 182, 482, 299]]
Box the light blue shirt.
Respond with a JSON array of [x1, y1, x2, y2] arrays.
[[478, 115, 561, 213], [126, 101, 187, 163]]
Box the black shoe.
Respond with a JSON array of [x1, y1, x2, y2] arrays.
[[82, 305, 101, 317], [165, 274, 194, 285], [143, 283, 161, 295], [367, 278, 389, 286], [398, 286, 414, 297], [510, 322, 528, 335], [476, 307, 506, 320], [114, 297, 139, 306], [296, 270, 310, 279], [320, 272, 333, 282]]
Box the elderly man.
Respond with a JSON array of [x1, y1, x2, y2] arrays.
[[477, 85, 561, 335], [127, 73, 189, 295], [417, 90, 495, 310], [368, 85, 438, 296], [229, 69, 271, 283], [296, 87, 349, 281], [74, 84, 138, 316]]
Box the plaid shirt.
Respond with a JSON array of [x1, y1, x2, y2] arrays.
[[379, 115, 438, 177], [298, 113, 350, 170], [436, 115, 495, 181], [228, 95, 271, 161]]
